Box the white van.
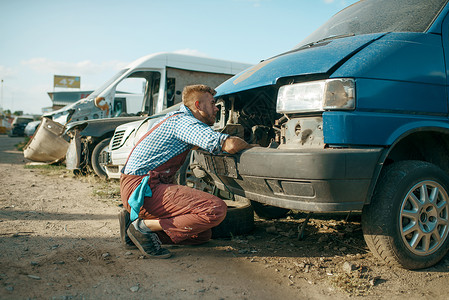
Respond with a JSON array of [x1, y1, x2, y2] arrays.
[[45, 52, 251, 124]]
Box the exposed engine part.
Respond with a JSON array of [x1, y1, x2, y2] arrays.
[[279, 117, 324, 149], [273, 116, 288, 144], [249, 125, 275, 147], [214, 87, 324, 149], [215, 87, 281, 146]]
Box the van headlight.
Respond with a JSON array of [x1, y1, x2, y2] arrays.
[[276, 78, 355, 113]]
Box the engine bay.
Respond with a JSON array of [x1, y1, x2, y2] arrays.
[[214, 87, 280, 147], [214, 86, 324, 149]]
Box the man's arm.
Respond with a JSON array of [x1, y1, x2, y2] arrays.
[[222, 136, 252, 154]]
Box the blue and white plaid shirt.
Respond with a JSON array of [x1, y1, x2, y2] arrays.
[[123, 104, 229, 176]]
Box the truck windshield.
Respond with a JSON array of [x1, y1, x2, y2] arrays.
[[295, 0, 447, 49], [88, 69, 129, 99]]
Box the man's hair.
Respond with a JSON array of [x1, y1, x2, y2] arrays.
[[182, 84, 216, 109]]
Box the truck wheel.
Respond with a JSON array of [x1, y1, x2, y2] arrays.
[[91, 138, 111, 179], [212, 196, 254, 238], [362, 160, 449, 269], [250, 201, 290, 219]]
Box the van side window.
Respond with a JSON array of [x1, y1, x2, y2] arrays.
[[166, 66, 232, 107], [150, 73, 161, 115], [115, 76, 146, 116], [114, 71, 161, 116], [166, 78, 176, 108], [113, 99, 126, 117]]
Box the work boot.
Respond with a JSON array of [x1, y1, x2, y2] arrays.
[[127, 222, 172, 259], [118, 209, 136, 249]]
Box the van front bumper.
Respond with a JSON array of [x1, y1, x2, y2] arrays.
[[194, 147, 384, 212]]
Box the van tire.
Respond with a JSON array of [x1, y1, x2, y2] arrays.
[[251, 201, 290, 219], [362, 160, 449, 269], [212, 197, 254, 238], [91, 138, 111, 179]]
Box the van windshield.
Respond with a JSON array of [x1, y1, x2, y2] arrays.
[[88, 69, 129, 99], [295, 0, 447, 49]]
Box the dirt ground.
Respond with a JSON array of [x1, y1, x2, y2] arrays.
[[1, 135, 449, 300]]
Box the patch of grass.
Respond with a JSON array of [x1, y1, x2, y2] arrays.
[[76, 172, 103, 184], [25, 162, 122, 205], [25, 164, 66, 170], [92, 183, 120, 198], [24, 163, 70, 177], [92, 180, 121, 206], [328, 271, 374, 296]]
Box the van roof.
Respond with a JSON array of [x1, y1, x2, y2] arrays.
[[126, 52, 252, 75]]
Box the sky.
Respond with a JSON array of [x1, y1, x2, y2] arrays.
[[0, 0, 358, 115]]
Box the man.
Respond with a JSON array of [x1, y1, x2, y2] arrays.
[[119, 84, 251, 258]]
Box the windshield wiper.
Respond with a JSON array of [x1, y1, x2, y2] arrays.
[[298, 33, 356, 49], [263, 32, 356, 62]]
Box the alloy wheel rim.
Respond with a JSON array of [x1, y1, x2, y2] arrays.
[[400, 180, 449, 256], [99, 144, 109, 173]]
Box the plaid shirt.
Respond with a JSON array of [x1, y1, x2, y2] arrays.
[[123, 104, 229, 176]]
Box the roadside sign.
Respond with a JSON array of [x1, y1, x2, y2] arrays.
[[54, 75, 80, 88]]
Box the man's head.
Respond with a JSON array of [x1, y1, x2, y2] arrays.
[[182, 84, 218, 126]]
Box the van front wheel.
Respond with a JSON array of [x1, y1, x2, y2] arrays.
[[250, 201, 290, 219], [362, 160, 449, 269]]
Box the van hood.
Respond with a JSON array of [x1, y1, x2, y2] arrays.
[[216, 33, 386, 97]]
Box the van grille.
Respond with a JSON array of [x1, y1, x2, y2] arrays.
[[111, 130, 126, 150]]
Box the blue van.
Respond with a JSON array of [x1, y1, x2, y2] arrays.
[[194, 0, 449, 269]]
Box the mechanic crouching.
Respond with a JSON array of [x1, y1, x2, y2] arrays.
[[119, 84, 251, 258]]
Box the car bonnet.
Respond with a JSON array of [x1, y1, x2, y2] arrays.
[[215, 33, 386, 97]]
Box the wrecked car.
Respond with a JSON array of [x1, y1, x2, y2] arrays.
[[23, 117, 69, 163], [8, 115, 35, 137], [193, 0, 449, 269]]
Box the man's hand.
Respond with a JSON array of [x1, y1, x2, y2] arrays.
[[222, 136, 253, 154]]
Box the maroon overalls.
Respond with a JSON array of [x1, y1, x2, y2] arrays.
[[120, 116, 227, 245]]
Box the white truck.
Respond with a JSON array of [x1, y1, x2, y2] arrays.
[[61, 52, 252, 176]]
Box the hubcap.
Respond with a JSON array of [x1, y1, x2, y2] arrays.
[[400, 180, 449, 256], [99, 144, 109, 173]]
